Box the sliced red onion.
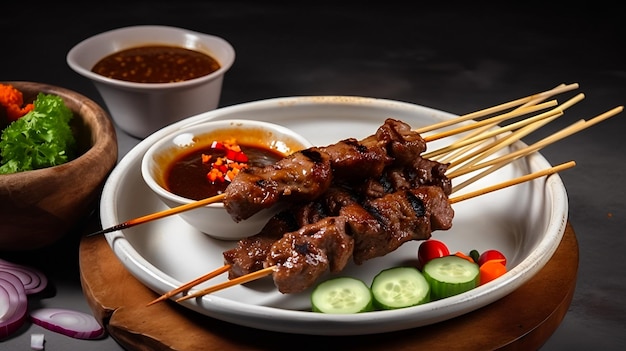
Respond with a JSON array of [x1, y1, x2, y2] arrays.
[[0, 259, 47, 295], [29, 308, 105, 340], [0, 271, 28, 339]]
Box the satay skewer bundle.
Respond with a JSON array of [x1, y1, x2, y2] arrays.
[[86, 82, 622, 304]]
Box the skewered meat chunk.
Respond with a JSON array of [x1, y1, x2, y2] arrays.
[[265, 216, 354, 294], [223, 201, 327, 279], [223, 147, 333, 222], [223, 212, 295, 279], [317, 138, 392, 181], [367, 117, 427, 166]]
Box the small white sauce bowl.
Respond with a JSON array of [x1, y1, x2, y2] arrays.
[[141, 119, 313, 240], [66, 25, 235, 139]]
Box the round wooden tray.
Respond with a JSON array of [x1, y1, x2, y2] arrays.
[[79, 223, 578, 351]]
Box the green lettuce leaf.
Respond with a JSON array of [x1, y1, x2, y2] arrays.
[[0, 93, 76, 174]]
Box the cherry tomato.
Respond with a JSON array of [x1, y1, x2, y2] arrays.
[[418, 240, 450, 268], [478, 249, 507, 267]]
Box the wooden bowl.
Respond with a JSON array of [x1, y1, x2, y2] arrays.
[[0, 81, 118, 250]]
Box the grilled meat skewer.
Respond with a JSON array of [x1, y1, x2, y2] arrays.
[[223, 118, 427, 222]]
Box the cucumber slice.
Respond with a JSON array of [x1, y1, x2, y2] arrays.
[[371, 266, 430, 310], [422, 255, 480, 300], [311, 277, 373, 314]]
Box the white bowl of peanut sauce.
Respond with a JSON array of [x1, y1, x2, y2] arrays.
[[67, 25, 235, 138]]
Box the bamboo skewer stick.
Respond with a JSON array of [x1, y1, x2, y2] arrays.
[[86, 193, 226, 237], [146, 264, 232, 306], [414, 83, 578, 134], [176, 266, 276, 303], [422, 100, 558, 143], [167, 161, 576, 302], [447, 118, 583, 194], [423, 106, 563, 159], [448, 161, 576, 203], [446, 118, 574, 194], [444, 93, 585, 173], [447, 120, 586, 180], [447, 106, 623, 180], [431, 83, 571, 164], [447, 120, 584, 194]]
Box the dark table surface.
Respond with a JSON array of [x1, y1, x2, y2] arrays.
[[1, 2, 624, 350]]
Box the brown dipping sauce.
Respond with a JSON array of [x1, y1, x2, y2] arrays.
[[91, 45, 220, 83], [165, 144, 284, 201]]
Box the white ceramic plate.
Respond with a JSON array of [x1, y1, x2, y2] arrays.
[[99, 96, 568, 335]]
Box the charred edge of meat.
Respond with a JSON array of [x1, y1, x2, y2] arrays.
[[299, 148, 326, 163], [274, 210, 301, 232], [406, 190, 426, 217]]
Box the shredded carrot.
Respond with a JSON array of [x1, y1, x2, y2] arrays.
[[479, 259, 507, 285], [0, 83, 34, 122]]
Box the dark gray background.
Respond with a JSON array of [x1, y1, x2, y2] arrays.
[[1, 2, 624, 350]]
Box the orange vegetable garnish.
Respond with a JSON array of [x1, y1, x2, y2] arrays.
[[454, 251, 476, 264], [0, 83, 34, 122], [479, 259, 507, 285], [202, 139, 249, 184]]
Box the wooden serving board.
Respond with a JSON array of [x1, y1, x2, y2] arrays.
[[79, 223, 578, 351]]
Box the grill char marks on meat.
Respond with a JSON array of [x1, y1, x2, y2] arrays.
[[223, 118, 427, 222], [352, 186, 453, 265], [223, 147, 333, 222]]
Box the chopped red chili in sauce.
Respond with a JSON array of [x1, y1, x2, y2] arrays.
[[165, 139, 284, 200], [91, 45, 220, 83]]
